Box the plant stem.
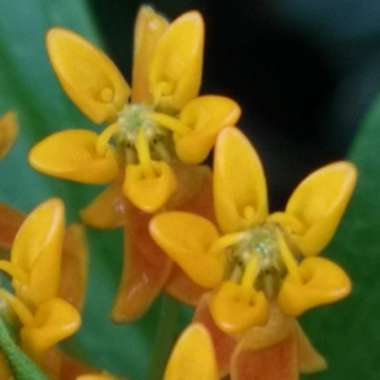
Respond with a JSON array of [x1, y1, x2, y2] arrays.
[[147, 295, 181, 380], [0, 317, 48, 380]]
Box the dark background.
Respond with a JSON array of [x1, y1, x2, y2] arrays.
[[91, 0, 380, 209]]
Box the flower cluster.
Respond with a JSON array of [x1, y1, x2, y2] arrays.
[[0, 4, 357, 380]]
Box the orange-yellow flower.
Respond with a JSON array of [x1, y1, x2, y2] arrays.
[[28, 6, 240, 214], [28, 6, 240, 323], [150, 127, 356, 334], [0, 199, 81, 364], [193, 298, 327, 380]]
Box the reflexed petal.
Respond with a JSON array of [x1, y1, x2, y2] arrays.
[[80, 183, 126, 229], [132, 6, 168, 103], [210, 282, 268, 334], [21, 298, 81, 355], [48, 349, 105, 380], [11, 199, 65, 306], [0, 203, 24, 251], [149, 212, 224, 288], [0, 112, 18, 159], [165, 266, 206, 306], [230, 306, 298, 380], [112, 203, 172, 322], [124, 161, 177, 213], [149, 11, 204, 112], [277, 257, 351, 316], [165, 165, 214, 305], [284, 162, 357, 256], [231, 334, 298, 380], [175, 96, 241, 164], [295, 323, 327, 374], [47, 28, 130, 124], [114, 165, 214, 320], [166, 163, 212, 211], [164, 323, 218, 380], [59, 351, 101, 379], [59, 224, 88, 311], [214, 128, 268, 233], [193, 293, 237, 377], [38, 349, 63, 378], [29, 130, 119, 184]]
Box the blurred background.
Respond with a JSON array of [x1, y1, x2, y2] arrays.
[[91, 0, 380, 209]]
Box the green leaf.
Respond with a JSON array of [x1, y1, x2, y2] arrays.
[[302, 93, 380, 379], [0, 317, 48, 380], [0, 1, 174, 379]]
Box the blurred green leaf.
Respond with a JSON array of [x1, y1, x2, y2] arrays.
[[302, 93, 380, 379], [0, 1, 170, 378]]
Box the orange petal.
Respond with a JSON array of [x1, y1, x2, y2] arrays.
[[80, 183, 126, 229], [113, 164, 214, 320], [231, 334, 298, 380], [193, 294, 237, 377], [230, 306, 298, 380], [165, 266, 206, 306], [39, 349, 62, 379], [111, 201, 172, 322], [132, 6, 169, 103], [0, 203, 24, 251], [294, 323, 326, 374], [164, 164, 213, 304], [166, 164, 212, 212], [60, 352, 96, 379], [59, 224, 88, 311], [41, 350, 100, 380], [231, 305, 298, 380]]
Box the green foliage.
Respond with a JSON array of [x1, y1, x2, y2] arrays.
[[303, 94, 380, 379], [0, 317, 48, 380]]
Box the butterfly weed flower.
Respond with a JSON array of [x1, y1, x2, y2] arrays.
[[0, 199, 86, 378], [28, 6, 240, 322], [28, 6, 240, 213], [150, 127, 356, 378]]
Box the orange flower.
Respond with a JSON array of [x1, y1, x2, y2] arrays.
[[193, 296, 326, 380], [28, 6, 240, 322], [0, 200, 90, 379], [151, 128, 355, 332], [150, 127, 356, 379]]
